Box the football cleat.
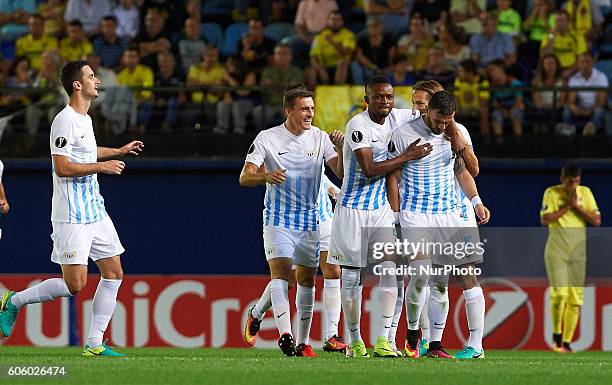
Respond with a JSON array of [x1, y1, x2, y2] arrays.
[[296, 343, 317, 357], [278, 333, 296, 356], [243, 305, 261, 347], [373, 336, 398, 358], [0, 291, 20, 338], [403, 329, 421, 358], [454, 346, 485, 359], [346, 340, 369, 358], [323, 335, 347, 353], [82, 339, 125, 357], [389, 339, 403, 357], [426, 345, 455, 359], [419, 338, 429, 357]]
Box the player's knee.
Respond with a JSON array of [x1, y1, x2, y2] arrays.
[[321, 264, 340, 279], [102, 267, 124, 280], [65, 278, 87, 295]]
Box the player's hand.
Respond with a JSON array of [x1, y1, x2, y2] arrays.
[[100, 160, 125, 175], [475, 204, 490, 225], [121, 140, 144, 156], [265, 169, 287, 184], [329, 130, 344, 149], [404, 138, 433, 160], [0, 199, 9, 214], [569, 188, 578, 208]]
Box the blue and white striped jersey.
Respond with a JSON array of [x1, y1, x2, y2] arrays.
[[389, 117, 462, 213], [338, 108, 419, 210], [454, 124, 474, 219], [50, 106, 106, 224], [246, 124, 337, 231], [318, 173, 340, 223]]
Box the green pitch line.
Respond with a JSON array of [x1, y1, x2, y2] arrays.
[[0, 347, 611, 385]]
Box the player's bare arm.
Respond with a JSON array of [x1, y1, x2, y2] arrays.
[[446, 121, 479, 176], [0, 181, 9, 215], [328, 130, 344, 179], [385, 168, 401, 213], [540, 206, 571, 226], [239, 162, 286, 187], [97, 141, 144, 160], [53, 155, 126, 177], [568, 191, 601, 226], [455, 159, 490, 225], [355, 139, 432, 178]]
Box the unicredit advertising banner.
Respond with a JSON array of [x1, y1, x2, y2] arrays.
[[1, 275, 611, 351]]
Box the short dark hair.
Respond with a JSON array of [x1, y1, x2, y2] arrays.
[[487, 59, 506, 70], [428, 91, 457, 116], [562, 163, 581, 177], [365, 74, 391, 94], [283, 85, 313, 109], [68, 19, 83, 28], [61, 60, 89, 96], [459, 59, 478, 75], [102, 15, 118, 24]]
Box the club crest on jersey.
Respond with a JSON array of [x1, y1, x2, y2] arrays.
[[55, 137, 67, 148], [388, 140, 396, 153], [351, 131, 363, 143]]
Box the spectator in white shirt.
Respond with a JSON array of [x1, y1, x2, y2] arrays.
[[64, 0, 111, 37], [113, 0, 139, 40]]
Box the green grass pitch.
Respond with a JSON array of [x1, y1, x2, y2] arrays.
[[1, 347, 611, 385]]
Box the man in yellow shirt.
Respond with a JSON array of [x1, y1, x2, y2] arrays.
[[305, 10, 355, 88], [540, 10, 586, 76], [117, 47, 154, 132], [454, 59, 490, 135], [540, 163, 601, 353], [15, 14, 58, 71], [60, 20, 93, 62]]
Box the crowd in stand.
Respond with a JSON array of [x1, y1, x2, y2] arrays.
[[0, 0, 610, 145]]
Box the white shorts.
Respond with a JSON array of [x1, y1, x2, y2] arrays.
[[263, 225, 320, 268], [328, 203, 395, 268], [51, 215, 125, 265], [319, 217, 332, 252], [399, 209, 482, 266]]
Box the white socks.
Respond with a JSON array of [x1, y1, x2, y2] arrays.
[[296, 284, 315, 345], [405, 260, 430, 331], [377, 261, 398, 339], [11, 278, 72, 308], [428, 273, 450, 343], [323, 279, 341, 339], [270, 279, 291, 336], [87, 278, 122, 348], [341, 268, 363, 344], [388, 278, 404, 344], [464, 286, 485, 351], [252, 281, 272, 320], [420, 286, 431, 341]]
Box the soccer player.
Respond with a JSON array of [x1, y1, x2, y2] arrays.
[[328, 75, 430, 358], [0, 60, 144, 357], [239, 86, 344, 357], [0, 159, 9, 239], [540, 164, 600, 353], [387, 91, 489, 359], [243, 171, 348, 353]]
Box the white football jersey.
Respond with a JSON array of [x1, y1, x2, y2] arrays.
[[318, 173, 340, 223], [338, 108, 419, 210], [453, 124, 474, 219], [50, 105, 106, 224], [246, 123, 337, 231], [0, 159, 3, 183], [389, 116, 460, 213]]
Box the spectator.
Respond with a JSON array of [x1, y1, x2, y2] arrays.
[[93, 15, 127, 70], [493, 0, 521, 37], [540, 10, 587, 77], [454, 58, 490, 134], [520, 0, 554, 71], [289, 0, 339, 65], [185, 0, 201, 21], [15, 14, 58, 71], [5, 56, 33, 106], [183, 46, 225, 129], [84, 52, 117, 111], [0, 0, 36, 40], [487, 59, 524, 138], [37, 0, 66, 37], [563, 53, 609, 135], [179, 16, 206, 74], [531, 53, 566, 132], [363, 0, 412, 35], [564, 0, 595, 39], [417, 45, 455, 87], [438, 23, 470, 70], [469, 12, 516, 68], [397, 16, 435, 72], [263, 0, 294, 23], [351, 17, 397, 85], [449, 0, 484, 34], [64, 0, 111, 37], [60, 20, 93, 62], [389, 54, 416, 85], [412, 0, 449, 31], [305, 10, 355, 88], [213, 57, 256, 135], [139, 0, 186, 35], [253, 43, 304, 131], [135, 9, 173, 73], [237, 19, 276, 75], [113, 0, 140, 40], [153, 51, 185, 132], [116, 46, 155, 133]]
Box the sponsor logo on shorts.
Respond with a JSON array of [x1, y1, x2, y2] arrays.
[[64, 251, 76, 259]]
